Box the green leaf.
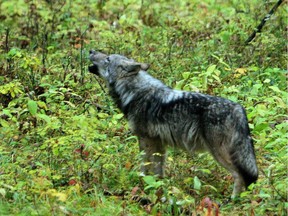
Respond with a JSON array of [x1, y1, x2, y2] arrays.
[[7, 48, 22, 58], [143, 175, 164, 190], [2, 109, 12, 118], [37, 101, 48, 110], [36, 114, 51, 123], [206, 65, 216, 75], [196, 168, 211, 174], [97, 113, 109, 119], [268, 86, 281, 93], [220, 30, 231, 42], [212, 74, 221, 82], [182, 72, 191, 80], [27, 100, 38, 115], [143, 176, 156, 185], [0, 120, 9, 127], [193, 176, 201, 190], [0, 188, 6, 197], [113, 113, 124, 120]]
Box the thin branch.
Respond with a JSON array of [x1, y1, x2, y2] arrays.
[[80, 26, 90, 84], [5, 28, 11, 74], [245, 0, 283, 45]]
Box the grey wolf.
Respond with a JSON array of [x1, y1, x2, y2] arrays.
[[88, 50, 258, 198]]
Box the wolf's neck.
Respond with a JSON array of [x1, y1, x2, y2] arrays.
[[110, 71, 186, 115], [115, 71, 167, 102]]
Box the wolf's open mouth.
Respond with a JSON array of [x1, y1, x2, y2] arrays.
[[88, 64, 99, 75]]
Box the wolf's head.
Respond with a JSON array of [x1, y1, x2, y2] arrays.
[[88, 50, 149, 84]]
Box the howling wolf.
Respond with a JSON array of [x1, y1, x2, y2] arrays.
[[88, 50, 258, 198]]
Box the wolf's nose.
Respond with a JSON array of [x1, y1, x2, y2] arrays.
[[89, 50, 95, 55]]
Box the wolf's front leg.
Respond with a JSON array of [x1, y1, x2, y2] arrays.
[[139, 137, 166, 177]]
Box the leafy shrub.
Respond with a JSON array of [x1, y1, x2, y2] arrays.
[[0, 0, 286, 215]]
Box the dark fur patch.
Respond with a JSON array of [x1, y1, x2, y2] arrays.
[[231, 144, 258, 188], [237, 160, 258, 188], [122, 92, 232, 125], [88, 65, 100, 75], [230, 112, 258, 187]]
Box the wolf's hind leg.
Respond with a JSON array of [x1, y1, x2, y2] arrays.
[[207, 144, 246, 198], [139, 137, 166, 177], [231, 171, 245, 199]]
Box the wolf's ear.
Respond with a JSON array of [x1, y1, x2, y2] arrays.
[[125, 63, 150, 73]]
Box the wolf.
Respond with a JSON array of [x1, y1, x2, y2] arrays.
[[88, 50, 258, 198]]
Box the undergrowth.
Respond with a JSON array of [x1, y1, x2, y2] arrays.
[[0, 0, 287, 215]]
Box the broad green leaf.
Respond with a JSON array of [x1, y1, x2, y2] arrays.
[[113, 113, 124, 120], [220, 30, 230, 42], [97, 113, 109, 119], [214, 69, 221, 76], [11, 91, 15, 98], [184, 177, 193, 184], [27, 100, 38, 115], [269, 86, 281, 93], [257, 193, 271, 198], [2, 109, 12, 118], [212, 74, 221, 82], [36, 114, 51, 123], [37, 101, 48, 110], [94, 133, 107, 140], [143, 175, 156, 185], [0, 188, 6, 197], [0, 120, 9, 127], [206, 65, 216, 75], [256, 104, 268, 117], [193, 176, 201, 190], [7, 48, 22, 58], [182, 72, 191, 79]]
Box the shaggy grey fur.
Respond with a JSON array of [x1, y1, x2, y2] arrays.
[[88, 50, 258, 198]]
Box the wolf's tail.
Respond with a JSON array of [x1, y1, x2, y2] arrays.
[[230, 106, 258, 187]]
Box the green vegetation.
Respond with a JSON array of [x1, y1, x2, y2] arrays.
[[0, 0, 287, 215]]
